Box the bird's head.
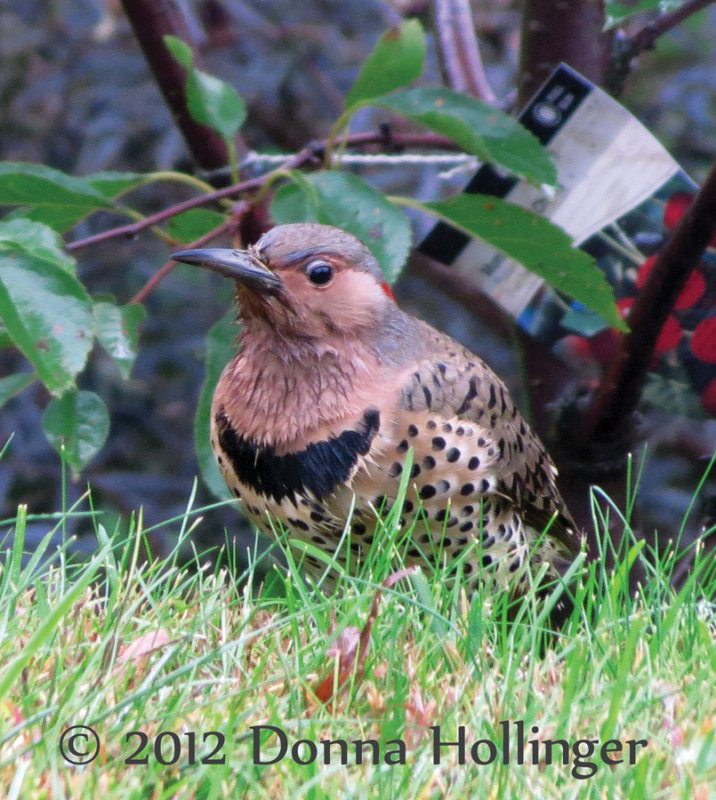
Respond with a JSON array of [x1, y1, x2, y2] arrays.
[[172, 223, 397, 342]]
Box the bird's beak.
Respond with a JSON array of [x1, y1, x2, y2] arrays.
[[171, 248, 283, 294]]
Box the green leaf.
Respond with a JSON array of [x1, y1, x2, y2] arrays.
[[168, 208, 227, 243], [560, 307, 610, 337], [86, 171, 148, 199], [41, 390, 110, 477], [271, 171, 321, 223], [271, 171, 412, 284], [605, 0, 661, 26], [188, 70, 246, 142], [420, 194, 627, 331], [94, 301, 145, 379], [345, 19, 425, 108], [0, 325, 12, 350], [0, 217, 75, 273], [195, 309, 236, 500], [370, 88, 556, 186], [0, 162, 112, 232], [0, 222, 95, 395], [164, 35, 246, 142], [0, 372, 35, 408], [164, 34, 194, 65]]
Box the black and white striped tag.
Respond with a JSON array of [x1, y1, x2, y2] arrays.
[[419, 64, 591, 266], [417, 65, 716, 418]]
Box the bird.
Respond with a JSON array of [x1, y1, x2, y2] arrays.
[[172, 223, 582, 619]]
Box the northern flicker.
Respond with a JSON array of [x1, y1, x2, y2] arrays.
[[173, 223, 581, 617]]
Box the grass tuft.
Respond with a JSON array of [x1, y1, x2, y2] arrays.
[[0, 475, 714, 798]]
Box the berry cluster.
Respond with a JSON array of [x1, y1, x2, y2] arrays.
[[562, 192, 716, 415]]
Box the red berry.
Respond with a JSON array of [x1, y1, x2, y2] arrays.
[[636, 256, 705, 310], [562, 334, 592, 359], [635, 256, 657, 289], [700, 377, 716, 416], [662, 191, 716, 246], [674, 270, 706, 310], [663, 192, 693, 229], [691, 317, 716, 364], [589, 328, 620, 366], [612, 299, 680, 360], [655, 315, 682, 355], [617, 298, 634, 319]]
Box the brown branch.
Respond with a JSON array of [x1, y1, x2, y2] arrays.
[[580, 157, 716, 448], [119, 0, 242, 173], [65, 132, 460, 252], [628, 0, 715, 54], [606, 0, 716, 95], [336, 132, 460, 150], [518, 0, 612, 104], [129, 214, 240, 304], [66, 172, 270, 252], [431, 0, 497, 103]]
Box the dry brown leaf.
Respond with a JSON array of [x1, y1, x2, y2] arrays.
[[404, 684, 438, 748], [116, 628, 172, 668], [312, 566, 419, 705], [2, 699, 25, 727]]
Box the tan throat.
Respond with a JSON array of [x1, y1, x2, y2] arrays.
[[211, 333, 410, 453]]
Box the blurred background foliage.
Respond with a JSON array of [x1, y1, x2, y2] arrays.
[[1, 0, 715, 566]]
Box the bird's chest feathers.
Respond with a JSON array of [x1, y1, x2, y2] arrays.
[[213, 335, 401, 447], [211, 337, 407, 505], [213, 406, 380, 505]]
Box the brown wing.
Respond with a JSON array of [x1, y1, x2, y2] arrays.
[[397, 321, 580, 557]]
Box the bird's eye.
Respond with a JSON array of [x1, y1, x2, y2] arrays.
[[306, 260, 334, 286]]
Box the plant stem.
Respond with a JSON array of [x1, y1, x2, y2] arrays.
[[324, 108, 356, 168], [146, 170, 216, 194], [628, 0, 715, 54], [66, 174, 267, 252], [130, 217, 236, 304], [606, 0, 716, 95], [431, 0, 497, 103], [228, 141, 240, 185]]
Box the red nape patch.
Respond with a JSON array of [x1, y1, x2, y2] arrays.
[[381, 281, 396, 301]]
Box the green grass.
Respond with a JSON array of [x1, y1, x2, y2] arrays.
[[0, 476, 714, 799]]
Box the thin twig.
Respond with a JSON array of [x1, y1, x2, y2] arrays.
[[580, 157, 716, 448], [606, 0, 716, 95], [66, 173, 269, 252], [628, 0, 715, 55], [129, 215, 239, 304], [431, 0, 497, 103], [65, 132, 459, 252]]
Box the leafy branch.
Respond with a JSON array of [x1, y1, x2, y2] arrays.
[[606, 0, 716, 94], [119, 0, 241, 174], [0, 15, 642, 485], [625, 0, 716, 53], [65, 131, 459, 254]]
